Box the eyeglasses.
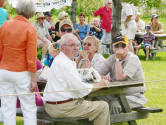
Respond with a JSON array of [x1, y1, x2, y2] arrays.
[[114, 43, 126, 48], [38, 18, 45, 20], [61, 27, 72, 33], [64, 43, 80, 48], [83, 43, 92, 47]]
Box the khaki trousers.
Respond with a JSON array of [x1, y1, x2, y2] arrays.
[[45, 99, 110, 125]]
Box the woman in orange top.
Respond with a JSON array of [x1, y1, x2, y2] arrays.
[[0, 0, 37, 125]]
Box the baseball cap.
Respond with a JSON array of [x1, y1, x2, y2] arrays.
[[145, 25, 151, 31], [44, 12, 52, 17], [59, 19, 73, 31], [37, 12, 45, 19], [112, 34, 129, 46], [151, 14, 158, 19]]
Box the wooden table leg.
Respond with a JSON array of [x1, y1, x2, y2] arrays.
[[119, 95, 137, 125]]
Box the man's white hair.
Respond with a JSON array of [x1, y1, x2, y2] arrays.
[[16, 0, 35, 19], [104, 0, 112, 4], [59, 33, 78, 46]]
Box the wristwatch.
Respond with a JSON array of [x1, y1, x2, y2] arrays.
[[115, 58, 120, 62]]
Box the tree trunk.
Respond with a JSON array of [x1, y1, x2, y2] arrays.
[[70, 0, 77, 26], [111, 0, 122, 39]]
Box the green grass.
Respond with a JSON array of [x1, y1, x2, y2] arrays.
[[0, 17, 166, 125], [136, 50, 166, 125]]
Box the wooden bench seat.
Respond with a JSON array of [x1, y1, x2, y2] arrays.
[[133, 107, 163, 113], [16, 106, 163, 125]]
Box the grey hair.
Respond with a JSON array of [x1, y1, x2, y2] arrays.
[[16, 0, 35, 19], [104, 0, 112, 4], [59, 33, 78, 46], [58, 11, 68, 20]]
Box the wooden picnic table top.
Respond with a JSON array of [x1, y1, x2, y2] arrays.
[[135, 32, 166, 37], [37, 80, 144, 97], [135, 32, 166, 40], [88, 81, 144, 97]]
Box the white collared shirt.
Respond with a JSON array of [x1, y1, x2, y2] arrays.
[[136, 19, 145, 32], [44, 52, 93, 101]]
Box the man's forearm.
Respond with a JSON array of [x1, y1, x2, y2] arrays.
[[115, 61, 127, 81]]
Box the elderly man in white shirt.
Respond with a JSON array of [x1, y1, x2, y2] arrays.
[[44, 33, 110, 125], [133, 12, 145, 48], [121, 0, 137, 52], [135, 12, 145, 32]]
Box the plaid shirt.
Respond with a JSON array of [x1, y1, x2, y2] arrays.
[[143, 32, 155, 44]]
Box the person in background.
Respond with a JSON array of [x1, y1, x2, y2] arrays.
[[121, 0, 137, 52], [54, 11, 68, 42], [77, 36, 105, 71], [135, 12, 145, 33], [133, 12, 145, 53], [75, 12, 90, 44], [34, 12, 53, 63], [0, 0, 10, 120], [0, 0, 37, 125], [0, 0, 9, 27], [89, 18, 103, 40], [45, 19, 74, 67], [97, 34, 147, 114], [44, 33, 110, 125], [93, 0, 112, 54], [44, 11, 53, 29], [136, 26, 155, 61], [149, 14, 163, 34]]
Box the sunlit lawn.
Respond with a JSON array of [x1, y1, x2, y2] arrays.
[[0, 16, 165, 125]]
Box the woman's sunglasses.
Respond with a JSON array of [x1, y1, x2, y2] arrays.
[[61, 27, 72, 33], [83, 43, 92, 47], [114, 43, 126, 48], [38, 17, 45, 20]]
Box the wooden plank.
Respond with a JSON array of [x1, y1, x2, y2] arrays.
[[17, 112, 92, 125], [151, 47, 166, 52], [110, 112, 149, 123], [88, 82, 143, 97], [133, 107, 163, 113], [119, 95, 137, 125]]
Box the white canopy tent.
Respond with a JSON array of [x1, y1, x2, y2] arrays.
[[8, 0, 72, 12]]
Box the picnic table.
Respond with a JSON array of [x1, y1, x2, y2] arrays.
[[135, 32, 166, 60], [17, 80, 162, 125]]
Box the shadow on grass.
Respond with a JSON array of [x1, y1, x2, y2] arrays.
[[138, 54, 162, 61]]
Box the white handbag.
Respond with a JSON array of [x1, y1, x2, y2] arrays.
[[39, 67, 50, 81], [78, 67, 101, 83]]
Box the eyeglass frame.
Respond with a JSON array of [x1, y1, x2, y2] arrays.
[[114, 43, 127, 48], [60, 27, 72, 33], [83, 42, 92, 47], [63, 43, 80, 48]]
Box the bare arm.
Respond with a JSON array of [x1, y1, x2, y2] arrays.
[[152, 40, 155, 48], [91, 80, 109, 92], [115, 61, 128, 81], [55, 31, 61, 37], [94, 26, 101, 32], [30, 72, 37, 92], [124, 15, 132, 28]]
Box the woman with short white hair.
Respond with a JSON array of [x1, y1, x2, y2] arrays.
[[0, 0, 37, 125], [54, 11, 68, 42]]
